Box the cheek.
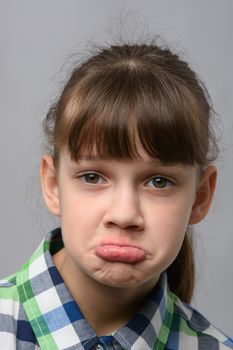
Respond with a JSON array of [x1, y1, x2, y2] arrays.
[[59, 190, 105, 244], [148, 194, 192, 231], [60, 187, 98, 217], [149, 218, 186, 265], [147, 196, 194, 265]]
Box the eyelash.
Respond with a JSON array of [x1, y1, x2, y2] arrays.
[[77, 172, 174, 190]]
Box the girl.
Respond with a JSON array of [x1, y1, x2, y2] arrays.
[[0, 41, 233, 349]]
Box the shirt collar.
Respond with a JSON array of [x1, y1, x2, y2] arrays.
[[114, 269, 175, 349], [16, 228, 174, 349]]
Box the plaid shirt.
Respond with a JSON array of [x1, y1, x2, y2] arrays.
[[0, 228, 232, 350]]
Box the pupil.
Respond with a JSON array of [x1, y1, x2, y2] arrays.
[[86, 174, 99, 183], [153, 178, 166, 188]]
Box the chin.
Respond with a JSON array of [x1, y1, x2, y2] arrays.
[[92, 265, 149, 288], [99, 277, 141, 289]]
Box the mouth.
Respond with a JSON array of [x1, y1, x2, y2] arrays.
[[95, 243, 146, 263]]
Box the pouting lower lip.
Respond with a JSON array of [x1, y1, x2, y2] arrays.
[[95, 244, 146, 263]]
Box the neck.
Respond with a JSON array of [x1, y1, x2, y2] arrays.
[[53, 248, 157, 336]]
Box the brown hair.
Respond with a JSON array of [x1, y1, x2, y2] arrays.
[[43, 42, 218, 303]]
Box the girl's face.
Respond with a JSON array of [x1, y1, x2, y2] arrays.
[[41, 147, 216, 289]]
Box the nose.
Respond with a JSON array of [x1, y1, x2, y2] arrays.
[[103, 185, 144, 231]]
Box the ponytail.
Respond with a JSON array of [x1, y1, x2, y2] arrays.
[[167, 229, 195, 303]]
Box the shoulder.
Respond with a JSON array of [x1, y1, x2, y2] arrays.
[[168, 294, 233, 349]]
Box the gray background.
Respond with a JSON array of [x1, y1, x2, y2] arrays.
[[0, 0, 232, 336]]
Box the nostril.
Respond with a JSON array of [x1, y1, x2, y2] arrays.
[[104, 220, 143, 231], [126, 224, 143, 232]]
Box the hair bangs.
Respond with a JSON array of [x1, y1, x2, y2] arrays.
[[65, 69, 142, 160], [58, 63, 208, 165], [136, 78, 207, 165]]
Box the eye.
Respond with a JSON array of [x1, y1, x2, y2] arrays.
[[78, 172, 105, 185], [146, 176, 173, 189]]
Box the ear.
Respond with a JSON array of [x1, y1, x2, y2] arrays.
[[40, 154, 60, 216], [189, 165, 217, 224]]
